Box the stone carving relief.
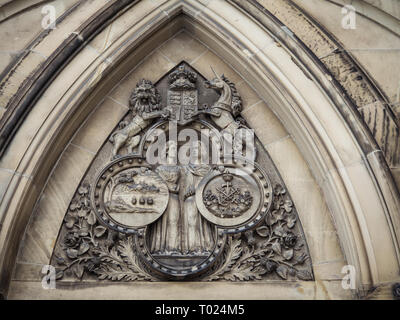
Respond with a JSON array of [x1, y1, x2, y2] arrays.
[[109, 79, 168, 159], [51, 62, 313, 282], [202, 171, 254, 218]]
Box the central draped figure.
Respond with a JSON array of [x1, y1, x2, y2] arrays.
[[149, 141, 215, 256]]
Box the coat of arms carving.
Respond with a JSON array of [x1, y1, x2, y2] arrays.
[[51, 62, 313, 282]]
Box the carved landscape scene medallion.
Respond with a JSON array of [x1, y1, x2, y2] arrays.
[[94, 161, 169, 229], [51, 62, 314, 282]]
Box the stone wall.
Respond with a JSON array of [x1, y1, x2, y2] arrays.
[[0, 0, 399, 299]]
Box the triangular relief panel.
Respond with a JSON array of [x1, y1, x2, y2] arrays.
[[51, 62, 314, 282]]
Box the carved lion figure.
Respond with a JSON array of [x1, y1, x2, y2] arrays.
[[109, 79, 164, 159], [129, 79, 161, 115]]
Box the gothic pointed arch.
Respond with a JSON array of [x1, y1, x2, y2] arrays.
[[0, 0, 399, 299]]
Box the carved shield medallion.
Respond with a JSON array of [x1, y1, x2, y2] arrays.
[[196, 160, 273, 230]]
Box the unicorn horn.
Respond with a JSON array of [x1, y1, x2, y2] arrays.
[[210, 66, 220, 79]]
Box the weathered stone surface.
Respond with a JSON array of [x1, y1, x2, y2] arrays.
[[0, 0, 399, 300], [315, 280, 353, 300], [159, 32, 208, 64], [17, 144, 94, 264], [235, 80, 262, 110], [292, 0, 400, 103], [360, 102, 400, 168], [109, 51, 175, 106], [242, 102, 289, 146], [72, 97, 128, 154], [321, 52, 377, 107], [7, 280, 319, 300], [191, 50, 242, 85], [257, 0, 400, 176]]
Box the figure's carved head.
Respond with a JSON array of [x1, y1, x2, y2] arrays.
[[205, 71, 243, 117], [204, 66, 226, 90], [204, 76, 225, 90], [129, 79, 161, 115]]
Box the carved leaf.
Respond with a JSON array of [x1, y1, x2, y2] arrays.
[[295, 242, 304, 250], [77, 209, 87, 218], [283, 200, 293, 213], [267, 212, 279, 226], [87, 211, 96, 225], [203, 237, 242, 281], [89, 237, 154, 281], [65, 215, 76, 229], [118, 237, 155, 281], [286, 215, 296, 229], [78, 184, 89, 196], [66, 248, 78, 259], [223, 264, 263, 281], [118, 121, 128, 130], [211, 236, 274, 281], [82, 197, 91, 209], [78, 242, 90, 256], [276, 265, 288, 279], [72, 263, 84, 279], [256, 226, 269, 237], [283, 249, 294, 261], [95, 264, 140, 281], [272, 241, 282, 255], [78, 225, 89, 237], [296, 270, 313, 280], [293, 252, 308, 265], [191, 165, 211, 177], [274, 225, 284, 237], [276, 210, 285, 222], [69, 200, 81, 211], [94, 226, 107, 238], [80, 219, 89, 234], [92, 245, 123, 266], [55, 256, 66, 265], [265, 214, 271, 226], [55, 270, 64, 280]]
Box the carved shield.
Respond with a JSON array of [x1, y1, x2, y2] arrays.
[[167, 89, 198, 125]]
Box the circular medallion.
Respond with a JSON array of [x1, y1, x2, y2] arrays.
[[196, 159, 273, 232], [92, 157, 169, 231]]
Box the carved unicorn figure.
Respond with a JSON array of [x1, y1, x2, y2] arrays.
[[204, 69, 246, 156]]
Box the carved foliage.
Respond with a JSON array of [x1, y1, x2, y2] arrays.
[[53, 183, 155, 281]]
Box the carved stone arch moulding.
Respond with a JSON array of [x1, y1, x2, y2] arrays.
[[51, 62, 313, 282], [1, 0, 399, 299]]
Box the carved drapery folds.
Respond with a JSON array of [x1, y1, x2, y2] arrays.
[[51, 62, 313, 282]]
